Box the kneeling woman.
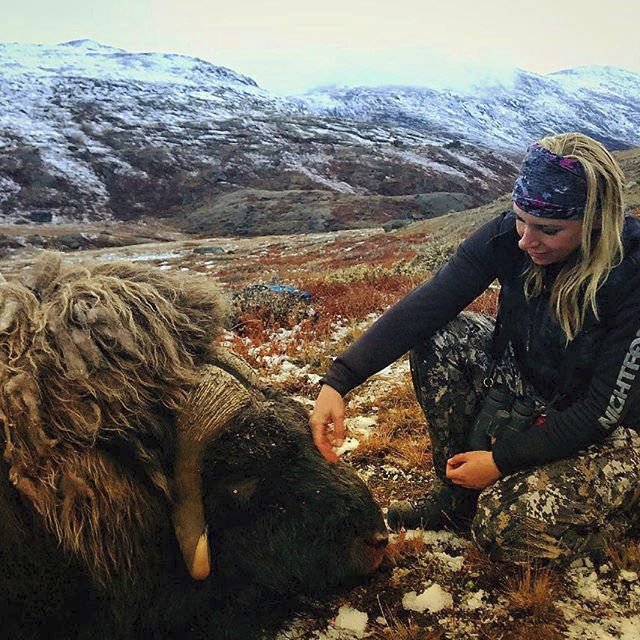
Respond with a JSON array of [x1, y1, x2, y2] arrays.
[[310, 132, 640, 563]]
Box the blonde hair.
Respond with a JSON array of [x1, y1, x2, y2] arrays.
[[523, 132, 626, 341]]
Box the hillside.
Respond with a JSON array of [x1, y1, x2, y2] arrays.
[[1, 40, 639, 235], [400, 147, 640, 244], [0, 40, 515, 229], [301, 66, 640, 153]]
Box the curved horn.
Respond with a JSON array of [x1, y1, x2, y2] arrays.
[[173, 364, 256, 580], [208, 347, 263, 390]]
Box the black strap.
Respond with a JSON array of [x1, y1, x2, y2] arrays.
[[485, 288, 512, 387], [488, 291, 578, 408]]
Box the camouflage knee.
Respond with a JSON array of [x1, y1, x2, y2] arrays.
[[471, 490, 572, 564], [472, 429, 640, 563], [409, 312, 495, 479]]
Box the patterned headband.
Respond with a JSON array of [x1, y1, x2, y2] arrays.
[[512, 143, 588, 219]]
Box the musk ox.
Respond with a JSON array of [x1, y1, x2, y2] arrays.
[[0, 255, 387, 639]]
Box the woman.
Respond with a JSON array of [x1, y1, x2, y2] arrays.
[[310, 132, 640, 563]]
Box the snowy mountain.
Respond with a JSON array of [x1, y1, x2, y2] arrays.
[[0, 39, 259, 87], [298, 66, 640, 153], [0, 40, 638, 232]]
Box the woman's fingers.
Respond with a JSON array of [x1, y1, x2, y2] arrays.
[[310, 415, 339, 463], [309, 385, 346, 464]]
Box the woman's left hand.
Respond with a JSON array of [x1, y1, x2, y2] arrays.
[[446, 451, 501, 490]]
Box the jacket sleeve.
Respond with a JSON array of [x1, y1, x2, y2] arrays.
[[321, 216, 504, 396], [493, 261, 640, 475]]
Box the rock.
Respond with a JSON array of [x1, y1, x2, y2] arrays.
[[25, 234, 46, 247], [413, 192, 475, 216], [49, 233, 93, 251], [193, 246, 227, 255], [382, 219, 412, 232], [29, 210, 53, 223]]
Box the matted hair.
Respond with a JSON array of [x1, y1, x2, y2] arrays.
[[522, 132, 626, 341]]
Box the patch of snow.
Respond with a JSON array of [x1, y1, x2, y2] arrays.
[[281, 155, 358, 193], [0, 176, 21, 202], [463, 589, 487, 611], [336, 437, 360, 456], [571, 570, 607, 602], [392, 150, 468, 179], [620, 617, 640, 640], [40, 148, 110, 200], [432, 551, 465, 572], [0, 41, 260, 88], [400, 528, 471, 552], [402, 583, 453, 613], [375, 358, 410, 379], [92, 250, 184, 263], [189, 90, 225, 102], [332, 605, 368, 638], [345, 416, 378, 432], [565, 617, 627, 640]]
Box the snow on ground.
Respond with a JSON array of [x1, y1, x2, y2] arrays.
[[402, 582, 453, 613], [275, 547, 640, 639]]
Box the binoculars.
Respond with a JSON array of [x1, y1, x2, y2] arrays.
[[467, 386, 537, 451]]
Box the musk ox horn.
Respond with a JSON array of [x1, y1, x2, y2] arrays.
[[173, 364, 260, 580], [207, 346, 263, 390]]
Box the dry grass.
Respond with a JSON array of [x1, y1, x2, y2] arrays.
[[371, 616, 442, 640], [463, 546, 504, 586], [501, 564, 560, 622], [350, 373, 430, 469], [300, 269, 425, 324], [494, 564, 564, 640], [399, 194, 513, 244], [606, 537, 640, 573], [500, 623, 565, 640], [291, 319, 365, 371], [370, 599, 443, 640], [349, 423, 396, 462], [466, 286, 499, 316], [384, 531, 428, 566], [228, 261, 426, 381], [358, 372, 423, 433]]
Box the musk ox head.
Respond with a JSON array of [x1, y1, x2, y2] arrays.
[[0, 255, 386, 639], [201, 386, 387, 594], [172, 382, 388, 639]]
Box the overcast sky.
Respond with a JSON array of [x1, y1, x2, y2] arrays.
[[2, 0, 639, 94]]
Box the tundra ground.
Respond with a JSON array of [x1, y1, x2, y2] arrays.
[[1, 219, 639, 640]]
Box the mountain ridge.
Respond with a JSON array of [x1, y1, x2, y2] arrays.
[[298, 66, 640, 152], [0, 40, 638, 235]]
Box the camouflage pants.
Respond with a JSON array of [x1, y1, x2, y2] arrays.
[[410, 311, 640, 563]]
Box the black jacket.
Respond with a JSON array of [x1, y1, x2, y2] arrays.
[[322, 212, 640, 475]]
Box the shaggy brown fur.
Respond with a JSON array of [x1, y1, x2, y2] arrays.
[[0, 253, 229, 584]]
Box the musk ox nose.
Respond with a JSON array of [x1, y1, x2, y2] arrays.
[[365, 531, 390, 549]]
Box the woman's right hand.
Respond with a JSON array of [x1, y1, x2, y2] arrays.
[[309, 384, 346, 464]]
